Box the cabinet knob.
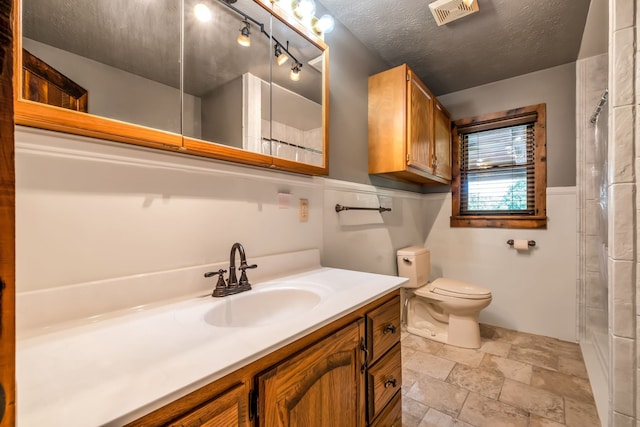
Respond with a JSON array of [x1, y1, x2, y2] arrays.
[[384, 378, 397, 389], [383, 324, 397, 335]]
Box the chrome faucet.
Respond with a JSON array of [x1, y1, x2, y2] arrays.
[[204, 242, 257, 297]]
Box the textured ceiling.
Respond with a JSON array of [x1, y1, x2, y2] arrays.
[[318, 0, 592, 95]]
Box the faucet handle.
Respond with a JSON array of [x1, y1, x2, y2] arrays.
[[204, 269, 227, 278], [207, 269, 228, 298], [239, 263, 257, 271]]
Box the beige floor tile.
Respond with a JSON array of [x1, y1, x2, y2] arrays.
[[508, 344, 559, 371], [403, 334, 446, 355], [403, 412, 424, 427], [419, 408, 456, 427], [458, 392, 529, 427], [481, 354, 532, 384], [437, 345, 485, 367], [403, 366, 421, 392], [404, 348, 456, 381], [405, 374, 468, 417], [403, 396, 430, 421], [446, 363, 504, 399], [538, 337, 583, 360], [564, 397, 601, 426], [499, 379, 565, 423], [529, 414, 566, 426], [558, 356, 590, 379], [417, 408, 475, 427], [479, 339, 511, 357], [530, 366, 595, 403]]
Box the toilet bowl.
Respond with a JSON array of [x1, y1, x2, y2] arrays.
[[397, 246, 492, 349]]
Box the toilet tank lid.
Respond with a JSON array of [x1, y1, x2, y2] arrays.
[[397, 246, 429, 256], [430, 278, 492, 298]]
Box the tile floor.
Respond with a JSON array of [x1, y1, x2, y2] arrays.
[[401, 324, 601, 427]]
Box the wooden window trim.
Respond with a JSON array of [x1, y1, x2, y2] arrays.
[[450, 103, 547, 229]]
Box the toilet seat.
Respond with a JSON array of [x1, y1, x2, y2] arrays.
[[416, 278, 491, 300]]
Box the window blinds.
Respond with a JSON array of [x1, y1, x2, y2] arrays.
[[460, 123, 536, 215]]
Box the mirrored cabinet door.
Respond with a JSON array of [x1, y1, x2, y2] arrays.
[[183, 0, 273, 156], [21, 0, 182, 134], [268, 12, 325, 168]]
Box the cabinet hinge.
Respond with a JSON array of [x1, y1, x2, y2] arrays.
[[406, 153, 410, 163], [248, 389, 259, 421], [406, 73, 410, 81]]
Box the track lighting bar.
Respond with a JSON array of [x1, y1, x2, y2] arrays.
[[218, 0, 303, 79]]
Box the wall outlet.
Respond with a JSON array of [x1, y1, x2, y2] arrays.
[[299, 199, 309, 222]]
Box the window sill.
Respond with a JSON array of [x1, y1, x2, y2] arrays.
[[450, 215, 547, 229]]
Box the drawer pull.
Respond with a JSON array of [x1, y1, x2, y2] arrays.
[[383, 324, 397, 335], [360, 338, 369, 373], [384, 378, 397, 389]]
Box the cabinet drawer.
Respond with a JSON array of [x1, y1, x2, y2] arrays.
[[367, 295, 401, 363], [367, 343, 401, 421], [370, 390, 402, 427]]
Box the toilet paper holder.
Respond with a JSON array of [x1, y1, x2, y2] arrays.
[[507, 239, 536, 247]]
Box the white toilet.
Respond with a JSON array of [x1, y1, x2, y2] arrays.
[[397, 246, 492, 349]]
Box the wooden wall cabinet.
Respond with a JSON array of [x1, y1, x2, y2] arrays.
[[126, 290, 401, 427], [368, 64, 452, 185]]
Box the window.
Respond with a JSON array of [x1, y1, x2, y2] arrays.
[[451, 104, 547, 229]]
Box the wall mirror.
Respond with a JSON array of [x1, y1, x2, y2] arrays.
[[15, 0, 328, 174]]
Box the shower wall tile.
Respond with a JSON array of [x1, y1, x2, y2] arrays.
[[615, 302, 636, 338], [587, 271, 606, 308], [613, 27, 635, 107], [612, 259, 635, 304], [586, 200, 600, 236], [613, 336, 636, 416], [587, 235, 602, 272], [614, 0, 635, 31], [614, 411, 635, 427], [609, 184, 635, 260], [612, 106, 635, 183]]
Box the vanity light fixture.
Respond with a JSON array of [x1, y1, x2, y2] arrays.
[[292, 0, 316, 19], [274, 42, 290, 66], [312, 14, 334, 34], [290, 62, 301, 81], [237, 20, 251, 47], [194, 3, 212, 22]]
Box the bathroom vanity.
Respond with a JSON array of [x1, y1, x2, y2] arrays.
[[128, 292, 402, 427], [16, 251, 405, 426]]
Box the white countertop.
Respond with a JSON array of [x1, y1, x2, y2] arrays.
[[16, 266, 405, 426]]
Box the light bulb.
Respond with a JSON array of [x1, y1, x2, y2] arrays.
[[277, 52, 289, 66], [194, 3, 212, 22], [237, 21, 251, 47], [293, 0, 315, 19], [290, 64, 301, 81], [313, 14, 334, 34], [462, 0, 474, 7]]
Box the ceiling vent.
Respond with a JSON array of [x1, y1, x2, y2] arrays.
[[429, 0, 479, 26]]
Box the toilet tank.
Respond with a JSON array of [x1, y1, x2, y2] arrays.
[[397, 246, 430, 288]]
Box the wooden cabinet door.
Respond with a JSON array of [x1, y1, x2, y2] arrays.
[[257, 320, 365, 427], [407, 71, 434, 173], [168, 383, 247, 427], [434, 101, 452, 180]]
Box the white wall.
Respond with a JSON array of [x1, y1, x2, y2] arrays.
[[16, 127, 322, 292], [422, 189, 577, 341], [23, 38, 201, 137], [322, 180, 430, 275], [439, 62, 577, 188]]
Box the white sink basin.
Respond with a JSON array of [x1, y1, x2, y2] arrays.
[[205, 286, 323, 327]]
